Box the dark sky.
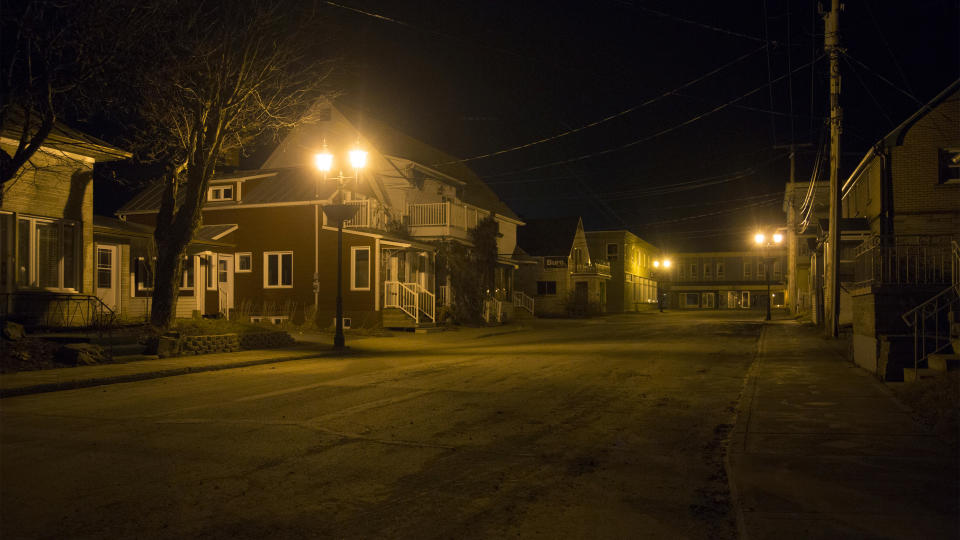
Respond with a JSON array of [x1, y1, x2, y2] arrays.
[[92, 0, 958, 252], [321, 0, 958, 251]]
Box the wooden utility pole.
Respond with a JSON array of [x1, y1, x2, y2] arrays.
[[775, 142, 812, 314], [824, 0, 842, 337]]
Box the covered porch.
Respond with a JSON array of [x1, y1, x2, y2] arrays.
[[380, 240, 436, 328]]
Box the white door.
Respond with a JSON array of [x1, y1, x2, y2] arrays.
[[95, 245, 119, 311], [218, 254, 234, 315]]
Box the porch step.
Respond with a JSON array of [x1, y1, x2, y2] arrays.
[[382, 308, 417, 329], [902, 368, 938, 382], [927, 353, 960, 372]]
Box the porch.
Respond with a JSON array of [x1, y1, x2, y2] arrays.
[[405, 202, 490, 240]]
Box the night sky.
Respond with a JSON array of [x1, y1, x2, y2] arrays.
[[99, 0, 959, 251]]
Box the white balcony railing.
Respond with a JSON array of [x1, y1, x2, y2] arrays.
[[343, 200, 385, 229], [406, 201, 490, 230]]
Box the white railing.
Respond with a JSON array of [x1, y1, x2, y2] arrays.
[[384, 281, 435, 324], [513, 291, 534, 315], [438, 284, 451, 307], [572, 262, 611, 276], [483, 297, 503, 323], [406, 201, 491, 230], [344, 200, 384, 229], [407, 203, 447, 227]]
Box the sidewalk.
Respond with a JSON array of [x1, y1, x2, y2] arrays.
[[729, 320, 958, 540], [0, 342, 337, 398]]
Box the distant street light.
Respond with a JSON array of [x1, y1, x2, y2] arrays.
[[753, 230, 784, 321], [653, 258, 671, 312], [315, 143, 367, 349]]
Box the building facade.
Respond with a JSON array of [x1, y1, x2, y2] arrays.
[[584, 230, 660, 313], [665, 249, 787, 311]]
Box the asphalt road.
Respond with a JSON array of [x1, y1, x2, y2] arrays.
[[1, 312, 764, 539]]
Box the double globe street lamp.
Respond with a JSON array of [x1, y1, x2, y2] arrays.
[[314, 143, 368, 349], [652, 258, 671, 312], [753, 231, 783, 321]]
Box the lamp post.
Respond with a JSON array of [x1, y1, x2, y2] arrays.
[[753, 231, 783, 321], [653, 258, 671, 312], [314, 144, 367, 349]]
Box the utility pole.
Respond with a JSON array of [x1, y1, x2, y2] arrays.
[[823, 0, 842, 338], [775, 142, 812, 315]]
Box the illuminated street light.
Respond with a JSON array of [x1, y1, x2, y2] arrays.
[[653, 258, 671, 312], [753, 230, 784, 321], [314, 144, 367, 349]]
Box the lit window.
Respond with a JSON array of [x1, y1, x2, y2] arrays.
[[939, 148, 960, 184], [351, 246, 370, 290], [236, 252, 252, 273], [264, 251, 292, 288], [16, 217, 78, 291]]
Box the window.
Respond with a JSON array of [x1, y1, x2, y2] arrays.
[[716, 262, 725, 279], [181, 257, 194, 290], [236, 252, 252, 273], [97, 248, 113, 289], [208, 185, 234, 201], [16, 217, 78, 290], [704, 264, 712, 279], [351, 246, 370, 290], [689, 264, 697, 278], [703, 292, 715, 308], [684, 293, 699, 308], [773, 261, 782, 280], [218, 258, 229, 284], [536, 280, 557, 295], [758, 262, 766, 277], [264, 251, 292, 288], [939, 148, 960, 184], [744, 261, 752, 279], [679, 264, 685, 279], [135, 257, 154, 292], [606, 243, 618, 261]]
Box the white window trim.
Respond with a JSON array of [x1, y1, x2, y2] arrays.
[[208, 185, 234, 201], [263, 251, 293, 289], [205, 254, 218, 291], [606, 243, 618, 260], [235, 252, 252, 273], [180, 256, 194, 291], [16, 216, 80, 292], [350, 246, 371, 291]]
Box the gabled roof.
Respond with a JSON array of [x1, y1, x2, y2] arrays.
[[1, 109, 130, 161], [517, 217, 582, 257], [94, 215, 236, 247], [117, 167, 375, 214]]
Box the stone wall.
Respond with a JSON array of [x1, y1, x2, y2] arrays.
[[159, 330, 295, 357]]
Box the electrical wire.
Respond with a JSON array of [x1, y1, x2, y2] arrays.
[[612, 1, 771, 44], [481, 54, 825, 179]]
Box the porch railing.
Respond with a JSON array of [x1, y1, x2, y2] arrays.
[[572, 262, 611, 276], [900, 240, 960, 379], [384, 281, 435, 324], [0, 292, 116, 330], [853, 235, 955, 287], [438, 285, 451, 307], [483, 297, 503, 324], [513, 291, 534, 315], [343, 200, 384, 229]]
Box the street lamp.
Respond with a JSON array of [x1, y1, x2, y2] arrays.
[[653, 258, 671, 312], [753, 230, 784, 321], [315, 143, 367, 349]]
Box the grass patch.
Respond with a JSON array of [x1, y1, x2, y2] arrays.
[[894, 371, 959, 452]]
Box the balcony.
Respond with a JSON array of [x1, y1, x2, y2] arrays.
[[342, 200, 387, 230], [405, 201, 489, 239], [852, 235, 955, 287], [571, 261, 611, 276]]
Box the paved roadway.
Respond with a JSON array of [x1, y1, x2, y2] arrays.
[[2, 312, 764, 539]]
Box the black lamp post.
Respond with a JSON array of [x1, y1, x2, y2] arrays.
[[753, 232, 783, 322], [653, 258, 671, 312], [315, 145, 367, 349]]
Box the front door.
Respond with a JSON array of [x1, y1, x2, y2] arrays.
[[217, 254, 234, 315], [95, 245, 119, 311], [574, 281, 588, 313]]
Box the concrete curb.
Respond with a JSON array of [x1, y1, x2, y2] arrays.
[[0, 350, 343, 399]]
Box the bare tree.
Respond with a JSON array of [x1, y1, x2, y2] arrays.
[[134, 0, 337, 328], [0, 0, 143, 202]]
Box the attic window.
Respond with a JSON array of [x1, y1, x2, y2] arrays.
[[208, 186, 234, 201], [939, 148, 960, 184]]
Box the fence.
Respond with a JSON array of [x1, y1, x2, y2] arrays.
[[853, 235, 955, 286]]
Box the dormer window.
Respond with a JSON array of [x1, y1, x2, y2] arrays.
[[208, 185, 234, 201]]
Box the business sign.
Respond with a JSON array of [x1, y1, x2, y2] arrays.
[[544, 256, 568, 269]]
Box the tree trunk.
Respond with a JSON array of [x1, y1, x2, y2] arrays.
[[150, 240, 184, 328]]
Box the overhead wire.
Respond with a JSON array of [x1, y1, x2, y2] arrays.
[[480, 53, 825, 179]]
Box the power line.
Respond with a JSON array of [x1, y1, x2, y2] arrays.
[[632, 198, 782, 227], [482, 54, 823, 179], [611, 1, 771, 44], [439, 45, 768, 166]]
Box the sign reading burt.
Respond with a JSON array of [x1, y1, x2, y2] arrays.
[[544, 256, 568, 269]]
